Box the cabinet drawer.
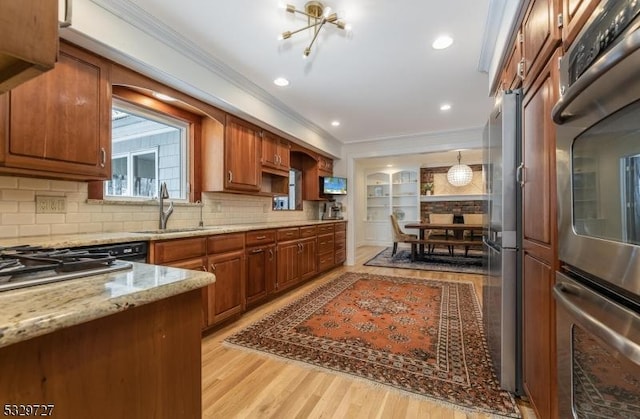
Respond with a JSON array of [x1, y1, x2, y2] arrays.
[[246, 229, 276, 246], [207, 233, 245, 254], [335, 230, 346, 243], [318, 252, 335, 272], [335, 249, 346, 264], [300, 225, 317, 238], [317, 233, 334, 254], [335, 222, 347, 232], [277, 227, 299, 241], [317, 224, 335, 235], [153, 237, 207, 264], [334, 239, 345, 253]]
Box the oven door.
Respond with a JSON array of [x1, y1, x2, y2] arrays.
[[554, 22, 640, 296], [555, 272, 640, 419]]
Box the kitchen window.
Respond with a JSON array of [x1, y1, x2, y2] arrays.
[[107, 98, 189, 200]]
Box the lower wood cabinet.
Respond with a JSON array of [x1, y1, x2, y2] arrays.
[[276, 233, 317, 293], [149, 222, 346, 331], [205, 233, 245, 327], [245, 229, 277, 308]]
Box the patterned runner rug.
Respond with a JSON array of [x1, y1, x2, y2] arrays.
[[364, 247, 486, 274], [225, 272, 520, 418]]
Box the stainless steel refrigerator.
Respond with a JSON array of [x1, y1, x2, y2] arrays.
[[482, 89, 522, 394]]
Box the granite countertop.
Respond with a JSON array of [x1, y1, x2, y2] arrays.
[[0, 262, 215, 349], [0, 220, 346, 248]]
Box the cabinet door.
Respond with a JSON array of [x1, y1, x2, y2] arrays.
[[207, 249, 245, 326], [501, 33, 523, 91], [522, 254, 556, 419], [299, 237, 317, 281], [276, 240, 300, 292], [521, 48, 560, 419], [261, 131, 279, 168], [224, 116, 261, 192], [162, 257, 209, 328], [0, 0, 58, 93], [246, 244, 276, 308], [522, 0, 561, 90], [278, 138, 291, 171], [1, 43, 111, 180]]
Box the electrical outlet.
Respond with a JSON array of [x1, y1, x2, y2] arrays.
[[36, 196, 67, 214]]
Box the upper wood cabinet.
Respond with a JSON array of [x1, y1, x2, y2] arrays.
[[318, 155, 333, 176], [0, 0, 58, 93], [224, 116, 261, 192], [261, 131, 290, 175], [0, 42, 111, 180], [561, 0, 601, 49], [522, 0, 562, 91], [501, 31, 524, 91]]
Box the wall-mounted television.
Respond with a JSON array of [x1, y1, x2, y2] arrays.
[[321, 176, 347, 195]]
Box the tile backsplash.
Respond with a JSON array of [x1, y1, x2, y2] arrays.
[[0, 176, 320, 239]]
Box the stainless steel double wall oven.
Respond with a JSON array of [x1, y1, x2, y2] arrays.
[[553, 0, 640, 417]]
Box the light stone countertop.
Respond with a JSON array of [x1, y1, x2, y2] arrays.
[[0, 220, 346, 248], [0, 262, 215, 349]]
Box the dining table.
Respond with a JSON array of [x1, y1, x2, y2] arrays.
[[404, 222, 485, 257]]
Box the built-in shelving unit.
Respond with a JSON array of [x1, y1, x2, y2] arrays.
[[364, 169, 419, 244]]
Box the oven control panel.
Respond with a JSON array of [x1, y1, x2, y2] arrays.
[[568, 0, 640, 86]]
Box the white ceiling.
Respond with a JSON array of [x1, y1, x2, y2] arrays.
[[103, 0, 498, 146]]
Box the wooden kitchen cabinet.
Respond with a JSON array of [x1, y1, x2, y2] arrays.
[[262, 131, 290, 175], [317, 223, 335, 273], [561, 0, 601, 49], [521, 47, 561, 419], [276, 227, 317, 292], [334, 221, 347, 265], [245, 229, 277, 308], [501, 31, 524, 91], [302, 153, 333, 201], [318, 155, 333, 176], [0, 42, 111, 180], [521, 0, 561, 91], [205, 233, 245, 327], [0, 0, 58, 93], [223, 115, 261, 192]]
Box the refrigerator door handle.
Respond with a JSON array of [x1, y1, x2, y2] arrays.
[[516, 162, 525, 188]]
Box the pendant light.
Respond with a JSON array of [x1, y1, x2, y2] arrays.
[[447, 151, 473, 187]]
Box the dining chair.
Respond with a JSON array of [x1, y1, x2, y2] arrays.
[[427, 213, 454, 255], [390, 214, 417, 256], [462, 213, 485, 239]]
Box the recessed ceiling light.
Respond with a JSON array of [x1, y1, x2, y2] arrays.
[[152, 92, 176, 101], [432, 35, 453, 50], [386, 164, 393, 168], [440, 104, 452, 111], [274, 77, 290, 87], [331, 120, 340, 127]]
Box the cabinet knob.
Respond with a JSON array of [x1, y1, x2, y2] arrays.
[[210, 264, 216, 272], [201, 265, 207, 272]]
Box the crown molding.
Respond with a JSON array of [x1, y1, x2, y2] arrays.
[[89, 0, 338, 143]]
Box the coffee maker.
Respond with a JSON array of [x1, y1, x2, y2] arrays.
[[322, 201, 343, 220]]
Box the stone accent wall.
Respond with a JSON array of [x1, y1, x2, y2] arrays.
[[420, 200, 487, 222]]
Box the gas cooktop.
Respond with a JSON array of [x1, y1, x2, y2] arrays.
[[0, 246, 132, 292]]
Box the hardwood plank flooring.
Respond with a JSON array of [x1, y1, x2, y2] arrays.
[[202, 245, 537, 418]]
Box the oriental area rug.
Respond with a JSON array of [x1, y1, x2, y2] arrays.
[[364, 247, 486, 274], [225, 272, 520, 418]]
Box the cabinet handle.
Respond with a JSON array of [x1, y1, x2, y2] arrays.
[[517, 58, 525, 80], [201, 265, 207, 272], [228, 171, 233, 183], [60, 0, 73, 28], [256, 235, 267, 240], [268, 249, 274, 260], [251, 248, 264, 254], [210, 264, 216, 272], [100, 147, 106, 168]]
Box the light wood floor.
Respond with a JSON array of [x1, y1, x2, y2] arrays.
[[202, 245, 536, 418]]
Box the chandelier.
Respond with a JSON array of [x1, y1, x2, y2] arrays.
[[279, 1, 347, 57], [447, 151, 473, 187]]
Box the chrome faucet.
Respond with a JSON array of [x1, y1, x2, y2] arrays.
[[159, 182, 174, 230]]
